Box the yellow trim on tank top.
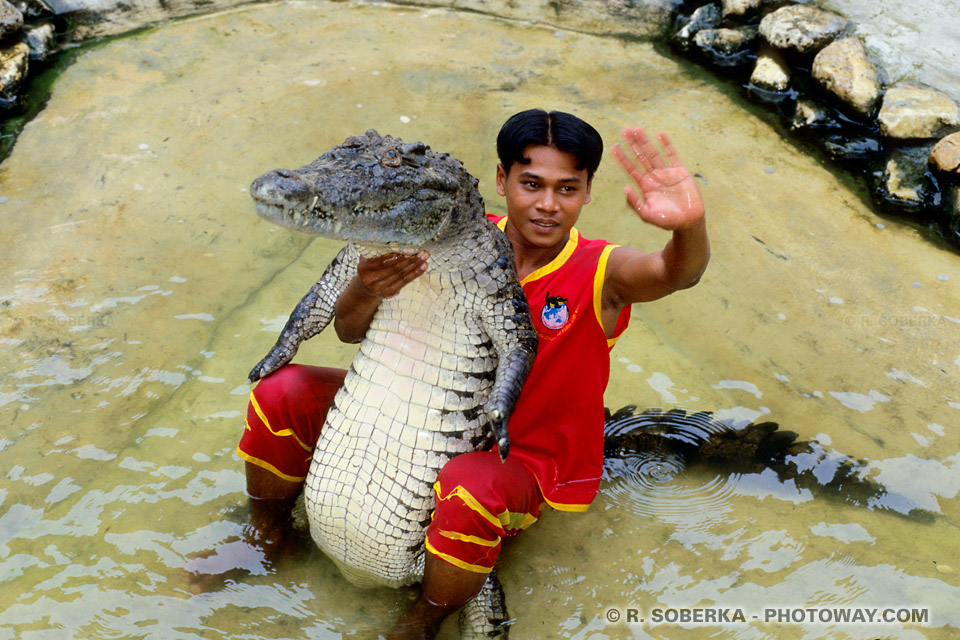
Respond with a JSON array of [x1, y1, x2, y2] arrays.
[[496, 217, 580, 285], [592, 244, 626, 348], [530, 473, 591, 512]]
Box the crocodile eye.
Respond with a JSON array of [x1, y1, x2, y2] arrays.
[[382, 148, 402, 167]]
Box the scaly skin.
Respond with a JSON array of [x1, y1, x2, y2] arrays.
[[248, 131, 537, 637]]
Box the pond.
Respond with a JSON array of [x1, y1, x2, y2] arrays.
[[0, 1, 958, 638]]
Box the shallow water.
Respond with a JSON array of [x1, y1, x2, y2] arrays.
[[0, 1, 958, 639]]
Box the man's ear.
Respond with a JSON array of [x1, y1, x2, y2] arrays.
[[584, 178, 593, 205], [495, 164, 507, 197]]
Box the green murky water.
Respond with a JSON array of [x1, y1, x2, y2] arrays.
[[1, 2, 958, 638]]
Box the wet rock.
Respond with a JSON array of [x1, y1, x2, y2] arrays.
[[676, 3, 721, 46], [25, 21, 54, 60], [946, 186, 960, 243], [812, 37, 880, 116], [822, 134, 880, 162], [693, 26, 757, 67], [878, 84, 960, 140], [759, 4, 850, 55], [0, 0, 24, 42], [929, 133, 960, 178], [14, 0, 52, 21], [750, 48, 790, 92], [791, 98, 839, 132], [722, 0, 763, 19], [788, 93, 882, 163], [0, 40, 27, 109], [877, 146, 939, 214]]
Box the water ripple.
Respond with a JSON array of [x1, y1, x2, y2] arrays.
[[603, 450, 739, 525]]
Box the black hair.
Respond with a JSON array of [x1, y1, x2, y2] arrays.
[[496, 109, 604, 180]]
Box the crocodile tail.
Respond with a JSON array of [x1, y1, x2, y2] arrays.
[[458, 569, 511, 639], [602, 405, 935, 522]]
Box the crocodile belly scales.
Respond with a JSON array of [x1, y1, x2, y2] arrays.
[[305, 273, 499, 587]]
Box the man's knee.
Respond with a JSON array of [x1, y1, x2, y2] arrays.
[[239, 364, 347, 483], [432, 451, 540, 535], [253, 363, 338, 397]]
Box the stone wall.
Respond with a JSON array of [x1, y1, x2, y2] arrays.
[[672, 0, 959, 247], [0, 0, 55, 110], [48, 0, 685, 41]]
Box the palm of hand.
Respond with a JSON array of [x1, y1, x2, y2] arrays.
[[613, 127, 705, 232], [635, 166, 704, 230]]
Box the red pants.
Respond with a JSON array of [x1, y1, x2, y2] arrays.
[[237, 364, 346, 482], [236, 364, 543, 572], [426, 449, 542, 573]]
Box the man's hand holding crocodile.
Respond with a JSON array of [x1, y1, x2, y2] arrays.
[[335, 251, 429, 343]]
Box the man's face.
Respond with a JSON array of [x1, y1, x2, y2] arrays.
[[496, 145, 592, 250]]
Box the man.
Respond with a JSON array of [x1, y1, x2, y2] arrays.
[[235, 110, 709, 638]]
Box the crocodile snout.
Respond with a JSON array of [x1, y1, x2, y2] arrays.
[[250, 169, 312, 207]]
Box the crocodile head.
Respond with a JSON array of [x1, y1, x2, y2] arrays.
[[250, 130, 479, 251]]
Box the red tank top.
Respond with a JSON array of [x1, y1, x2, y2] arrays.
[[490, 215, 631, 510]]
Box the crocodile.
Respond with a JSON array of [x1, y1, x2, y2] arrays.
[[247, 130, 537, 637], [602, 406, 935, 522]]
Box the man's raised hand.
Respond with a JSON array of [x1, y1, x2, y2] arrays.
[[611, 127, 705, 232]]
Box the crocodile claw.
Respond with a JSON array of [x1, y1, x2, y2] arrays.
[[247, 349, 292, 384], [487, 407, 510, 461]]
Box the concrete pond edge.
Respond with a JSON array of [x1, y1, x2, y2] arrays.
[[1, 0, 958, 250]]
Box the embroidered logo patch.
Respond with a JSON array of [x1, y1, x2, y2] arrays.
[[541, 291, 570, 330]]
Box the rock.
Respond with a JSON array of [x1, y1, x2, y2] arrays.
[[876, 146, 939, 214], [25, 21, 54, 60], [812, 37, 880, 116], [791, 98, 840, 132], [759, 4, 850, 55], [750, 48, 791, 92], [878, 84, 960, 140], [676, 3, 721, 45], [946, 186, 960, 243], [14, 0, 52, 21], [0, 40, 28, 109], [722, 0, 762, 19], [693, 26, 758, 66], [930, 133, 960, 177], [0, 0, 24, 42], [822, 134, 881, 162]]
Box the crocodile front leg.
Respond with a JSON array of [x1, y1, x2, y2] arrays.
[[248, 244, 360, 382], [479, 247, 537, 460]]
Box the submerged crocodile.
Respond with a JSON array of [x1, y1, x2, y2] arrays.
[[248, 130, 537, 637], [603, 406, 935, 522]]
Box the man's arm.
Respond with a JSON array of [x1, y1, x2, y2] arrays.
[[334, 251, 429, 343], [600, 128, 710, 335]]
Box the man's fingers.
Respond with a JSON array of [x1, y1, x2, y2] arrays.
[[383, 258, 428, 291], [360, 251, 429, 297], [624, 185, 644, 213], [622, 127, 664, 171], [611, 144, 646, 181], [657, 132, 683, 168]]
